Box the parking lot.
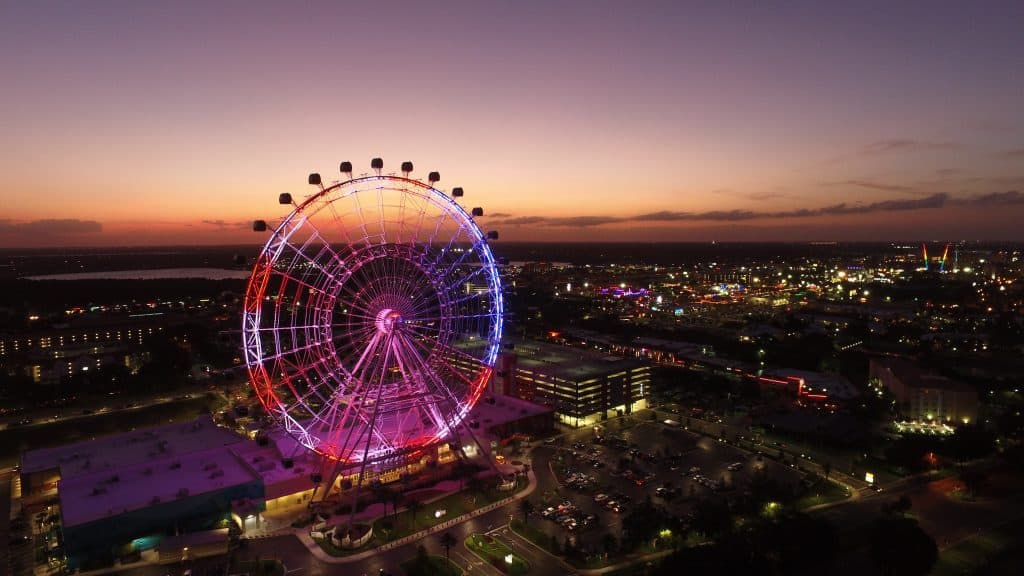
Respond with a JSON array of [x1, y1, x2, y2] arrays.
[[530, 418, 804, 549]]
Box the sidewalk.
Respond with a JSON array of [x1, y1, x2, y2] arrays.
[[501, 517, 675, 576], [289, 469, 538, 564]]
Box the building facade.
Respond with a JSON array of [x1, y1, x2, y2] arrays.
[[869, 358, 979, 426], [496, 340, 650, 427]]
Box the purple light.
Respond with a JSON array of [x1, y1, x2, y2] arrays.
[[241, 174, 503, 464]]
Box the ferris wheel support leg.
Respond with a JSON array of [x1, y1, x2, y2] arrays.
[[345, 332, 397, 536]]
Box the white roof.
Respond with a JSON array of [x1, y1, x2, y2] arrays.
[[22, 414, 245, 478], [59, 442, 257, 528]]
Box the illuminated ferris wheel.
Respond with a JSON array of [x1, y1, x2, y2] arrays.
[[242, 159, 503, 471]]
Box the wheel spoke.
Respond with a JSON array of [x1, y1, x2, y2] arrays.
[[242, 174, 502, 465]]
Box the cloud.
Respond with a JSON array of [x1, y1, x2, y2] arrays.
[[810, 193, 948, 215], [494, 215, 624, 227], [0, 218, 103, 235], [963, 191, 1024, 206], [999, 148, 1024, 158], [544, 216, 625, 227], [496, 216, 551, 226], [711, 189, 786, 201], [830, 179, 914, 192], [633, 210, 757, 222], [862, 139, 961, 155], [631, 194, 948, 222], [492, 191, 992, 228], [200, 219, 249, 229], [746, 191, 786, 201], [487, 212, 513, 218]]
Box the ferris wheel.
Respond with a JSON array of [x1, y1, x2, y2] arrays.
[[242, 159, 503, 470]]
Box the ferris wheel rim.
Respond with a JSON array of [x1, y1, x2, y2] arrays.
[[241, 173, 503, 464]]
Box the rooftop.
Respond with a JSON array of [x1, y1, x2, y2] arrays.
[[765, 368, 861, 400], [875, 358, 974, 392], [58, 442, 257, 528], [470, 393, 553, 431], [21, 414, 246, 478], [509, 339, 647, 382]]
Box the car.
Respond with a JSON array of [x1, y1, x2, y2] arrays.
[[869, 484, 883, 492]]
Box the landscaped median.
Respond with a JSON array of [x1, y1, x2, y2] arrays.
[[311, 476, 527, 556], [793, 477, 852, 510], [465, 533, 529, 575]]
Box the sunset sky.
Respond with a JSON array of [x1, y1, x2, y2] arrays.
[[1, 0, 1022, 247]]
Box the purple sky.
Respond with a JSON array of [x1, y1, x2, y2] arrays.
[[1, 0, 1022, 246]]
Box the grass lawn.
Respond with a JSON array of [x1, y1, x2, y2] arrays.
[[373, 478, 524, 541], [399, 554, 463, 576], [314, 478, 526, 556], [792, 478, 851, 510], [931, 516, 1024, 576], [466, 533, 529, 575]]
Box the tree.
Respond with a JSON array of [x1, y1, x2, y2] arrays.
[[408, 499, 422, 530], [389, 490, 404, 518], [949, 426, 996, 463], [466, 473, 485, 496], [453, 459, 473, 490], [622, 500, 671, 550], [884, 495, 912, 516], [869, 517, 938, 576], [601, 533, 618, 557], [519, 499, 535, 526], [439, 532, 456, 567], [691, 498, 731, 539], [959, 467, 986, 500]]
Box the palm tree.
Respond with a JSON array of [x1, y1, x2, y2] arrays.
[[439, 532, 457, 568], [408, 498, 422, 530], [519, 499, 535, 526]]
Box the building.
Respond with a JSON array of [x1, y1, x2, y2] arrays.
[[470, 393, 554, 438], [18, 393, 551, 568], [496, 339, 650, 427], [869, 358, 979, 427], [19, 416, 267, 568]]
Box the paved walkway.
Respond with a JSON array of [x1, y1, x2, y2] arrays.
[[269, 470, 537, 564]]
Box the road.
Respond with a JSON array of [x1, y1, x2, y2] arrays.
[[0, 382, 232, 432], [69, 409, 929, 576]]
